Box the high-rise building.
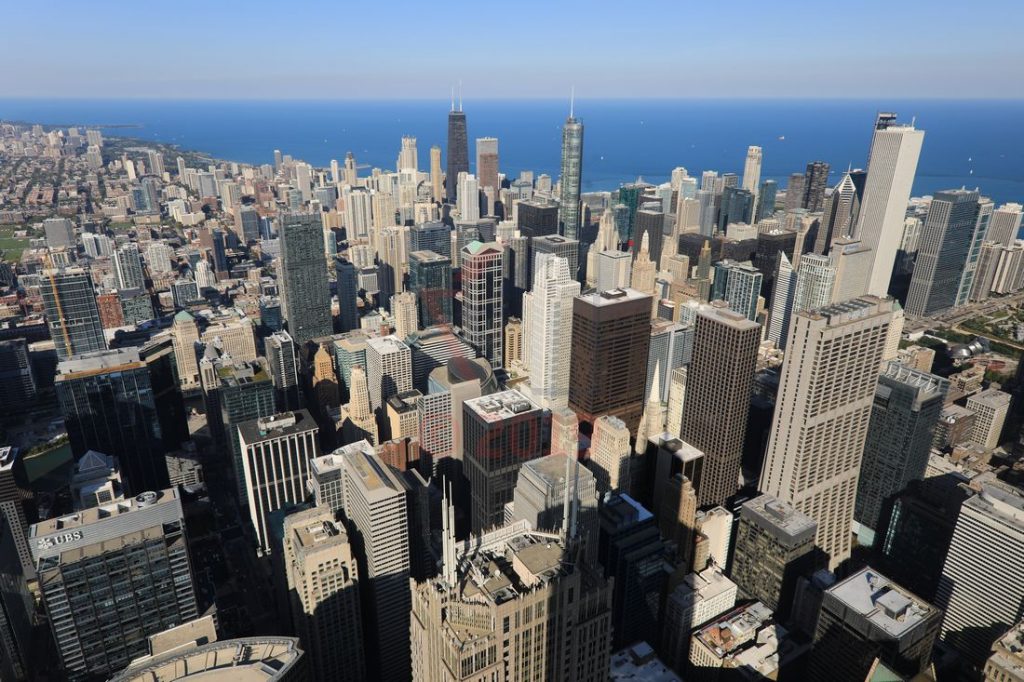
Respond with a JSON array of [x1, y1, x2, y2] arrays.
[[810, 567, 941, 682], [965, 387, 1012, 449], [475, 136, 499, 196], [767, 252, 796, 348], [42, 267, 106, 361], [712, 260, 763, 321], [364, 334, 412, 415], [56, 349, 171, 494], [171, 310, 201, 389], [531, 234, 580, 283], [0, 339, 35, 410], [731, 494, 818, 619], [330, 440, 410, 680], [803, 161, 831, 212], [852, 114, 925, 296], [569, 288, 652, 434], [113, 242, 145, 290], [760, 297, 893, 568], [429, 144, 443, 201], [680, 303, 760, 507], [906, 189, 993, 317], [282, 507, 365, 682], [988, 202, 1024, 246], [265, 330, 300, 411], [983, 620, 1024, 682], [504, 316, 523, 367], [463, 390, 543, 532], [43, 217, 75, 249], [661, 566, 738, 671], [30, 489, 198, 680], [854, 362, 947, 544], [445, 102, 469, 203], [518, 196, 560, 238], [646, 320, 692, 404], [816, 169, 867, 253], [459, 241, 504, 367], [523, 254, 580, 409], [237, 411, 318, 554], [408, 250, 453, 327], [937, 481, 1024, 666], [334, 256, 360, 333], [416, 520, 614, 681], [511, 453, 599, 559], [457, 173, 480, 221], [391, 290, 418, 339], [558, 106, 584, 240], [279, 212, 332, 344], [742, 145, 762, 193], [410, 221, 451, 259], [340, 365, 378, 444]]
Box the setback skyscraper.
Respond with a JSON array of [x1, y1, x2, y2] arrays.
[[523, 254, 580, 409], [558, 103, 584, 239]]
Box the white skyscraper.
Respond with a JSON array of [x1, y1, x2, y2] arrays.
[[759, 297, 893, 569], [852, 114, 925, 296], [390, 291, 418, 340], [523, 254, 580, 409], [294, 162, 313, 202], [458, 173, 480, 221], [365, 335, 413, 414], [766, 252, 795, 348], [742, 145, 762, 193]]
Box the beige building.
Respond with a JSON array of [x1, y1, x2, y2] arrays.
[[200, 313, 257, 363], [760, 297, 893, 569], [171, 310, 201, 389], [983, 620, 1024, 682], [283, 507, 365, 682], [391, 290, 418, 340], [966, 388, 1012, 449], [589, 415, 633, 495], [410, 519, 612, 682]]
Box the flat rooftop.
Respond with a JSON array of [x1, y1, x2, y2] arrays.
[[110, 637, 303, 682], [826, 567, 937, 639], [578, 287, 651, 307], [56, 348, 143, 376], [465, 389, 538, 422], [237, 409, 316, 444], [740, 494, 817, 546]]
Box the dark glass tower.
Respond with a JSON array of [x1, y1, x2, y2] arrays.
[[279, 212, 332, 345], [41, 267, 107, 361], [558, 107, 584, 240], [445, 104, 468, 203], [409, 250, 453, 327]]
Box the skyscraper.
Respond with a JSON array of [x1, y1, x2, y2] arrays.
[[446, 100, 468, 203], [31, 489, 198, 680], [113, 242, 145, 290], [680, 302, 760, 507], [568, 288, 652, 434], [558, 104, 584, 239], [391, 290, 418, 339], [409, 250, 453, 328], [463, 389, 543, 532], [265, 330, 300, 411], [803, 160, 831, 212], [365, 334, 413, 413], [42, 267, 106, 361], [475, 136, 499, 196], [55, 348, 170, 494], [457, 173, 480, 221], [279, 212, 332, 345], [742, 145, 762, 193], [760, 297, 893, 568], [988, 202, 1024, 246], [0, 339, 35, 410], [237, 411, 318, 554], [589, 415, 633, 494], [330, 440, 411, 681], [852, 113, 925, 296], [906, 189, 992, 317], [459, 241, 504, 367], [815, 169, 866, 253], [282, 506, 365, 682], [524, 254, 580, 409], [429, 144, 443, 201], [334, 256, 360, 333], [854, 362, 947, 544]]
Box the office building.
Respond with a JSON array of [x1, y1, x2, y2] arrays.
[[407, 327, 475, 389], [937, 481, 1024, 666], [335, 257, 360, 333], [680, 303, 760, 507], [410, 520, 612, 681], [408, 250, 453, 327], [282, 507, 365, 682], [742, 146, 762, 193], [459, 241, 504, 367], [712, 260, 763, 321], [171, 311, 201, 389], [558, 106, 584, 239], [731, 494, 818, 619], [42, 267, 107, 361], [852, 113, 925, 296], [646, 320, 691, 404], [816, 169, 866, 253], [265, 330, 300, 411], [410, 221, 451, 259], [330, 441, 410, 681], [457, 173, 480, 221], [475, 136, 499, 194], [446, 103, 469, 203], [689, 602, 807, 680], [56, 349, 170, 494], [988, 202, 1024, 246], [803, 161, 831, 212], [595, 250, 633, 293], [518, 196, 560, 238], [809, 567, 941, 681], [523, 254, 580, 409], [966, 387, 1011, 449], [569, 288, 652, 434], [760, 297, 894, 568], [511, 453, 598, 557], [279, 212, 332, 344], [113, 242, 146, 290], [463, 390, 543, 532], [0, 339, 35, 410], [531, 234, 580, 282], [906, 189, 992, 317], [237, 411, 318, 554], [504, 316, 523, 367], [767, 252, 796, 348], [982, 620, 1024, 682], [31, 489, 198, 680], [391, 290, 418, 339], [365, 334, 412, 413], [661, 566, 738, 671], [854, 362, 947, 544], [340, 365, 378, 444], [0, 447, 33, 582]]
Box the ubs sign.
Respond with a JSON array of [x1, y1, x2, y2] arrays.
[[36, 531, 84, 550]]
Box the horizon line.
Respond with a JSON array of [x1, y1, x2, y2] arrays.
[[3, 95, 1024, 104]]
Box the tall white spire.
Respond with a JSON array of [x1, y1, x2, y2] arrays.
[[570, 86, 575, 119], [458, 80, 463, 112]]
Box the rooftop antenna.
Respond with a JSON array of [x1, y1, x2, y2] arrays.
[[570, 86, 575, 118], [458, 80, 463, 112], [911, 115, 916, 127], [450, 87, 455, 113]]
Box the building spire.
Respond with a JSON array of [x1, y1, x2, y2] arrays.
[[570, 86, 575, 119], [450, 86, 455, 113], [458, 80, 463, 112]]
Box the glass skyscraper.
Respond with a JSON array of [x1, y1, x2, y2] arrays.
[[409, 250, 453, 327], [445, 107, 468, 203], [42, 267, 107, 361], [279, 212, 332, 345], [558, 111, 584, 240]]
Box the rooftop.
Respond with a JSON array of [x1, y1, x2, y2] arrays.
[[110, 636, 304, 682], [237, 409, 316, 444], [699, 301, 761, 329], [740, 494, 817, 546], [826, 567, 938, 639], [967, 388, 1012, 409], [805, 295, 890, 324], [366, 334, 409, 355], [609, 642, 681, 681], [579, 287, 651, 307], [465, 389, 539, 422], [56, 347, 143, 376]]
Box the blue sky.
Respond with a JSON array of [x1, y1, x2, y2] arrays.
[[4, 0, 1022, 99]]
